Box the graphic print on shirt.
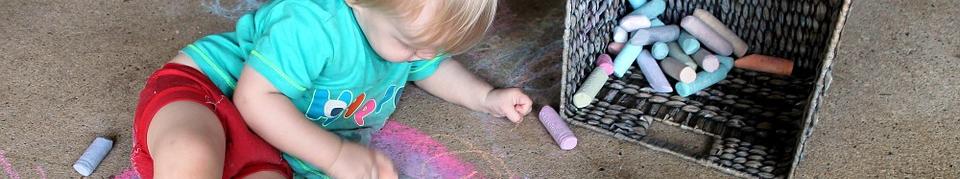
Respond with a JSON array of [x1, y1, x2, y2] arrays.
[[304, 85, 404, 126]]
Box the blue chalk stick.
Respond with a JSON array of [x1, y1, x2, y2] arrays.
[[650, 18, 665, 27], [629, 0, 647, 10], [678, 31, 701, 55], [630, 0, 665, 19], [636, 50, 673, 93], [613, 44, 643, 78], [675, 56, 734, 97], [651, 42, 669, 60]]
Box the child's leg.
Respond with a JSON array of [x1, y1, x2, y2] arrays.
[[146, 101, 226, 178], [132, 60, 291, 178]]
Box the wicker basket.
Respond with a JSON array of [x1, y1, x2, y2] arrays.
[[560, 0, 851, 178]]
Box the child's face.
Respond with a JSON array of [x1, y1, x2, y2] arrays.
[[352, 1, 440, 62]]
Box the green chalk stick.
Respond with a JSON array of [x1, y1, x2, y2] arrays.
[[667, 42, 699, 69], [675, 56, 733, 97], [630, 0, 665, 19], [678, 31, 701, 55], [650, 18, 665, 27]]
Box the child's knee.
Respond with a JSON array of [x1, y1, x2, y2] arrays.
[[147, 101, 226, 159]]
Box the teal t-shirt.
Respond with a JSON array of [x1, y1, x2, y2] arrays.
[[180, 0, 446, 178]]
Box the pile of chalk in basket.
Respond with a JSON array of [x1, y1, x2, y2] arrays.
[[572, 0, 795, 109]]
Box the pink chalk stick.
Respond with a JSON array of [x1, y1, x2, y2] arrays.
[[607, 42, 625, 55], [597, 54, 614, 75], [539, 106, 578, 150]]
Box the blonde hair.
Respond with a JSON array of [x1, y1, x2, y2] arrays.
[[348, 0, 497, 55]]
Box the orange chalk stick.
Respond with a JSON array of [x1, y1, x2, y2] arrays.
[[734, 54, 794, 76]]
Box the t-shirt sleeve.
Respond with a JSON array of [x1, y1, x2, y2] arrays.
[[246, 2, 332, 98], [407, 54, 449, 81]]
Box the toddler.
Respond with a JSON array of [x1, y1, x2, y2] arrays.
[[131, 0, 531, 178]]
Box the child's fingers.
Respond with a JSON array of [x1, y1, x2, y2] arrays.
[[503, 105, 523, 123], [514, 93, 534, 115], [374, 151, 398, 179]]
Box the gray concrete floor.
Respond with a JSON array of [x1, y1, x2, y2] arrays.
[[0, 0, 957, 178]]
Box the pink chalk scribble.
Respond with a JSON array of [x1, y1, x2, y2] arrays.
[[113, 168, 139, 179], [0, 149, 21, 179], [371, 121, 509, 179], [34, 165, 46, 179], [108, 121, 515, 179]]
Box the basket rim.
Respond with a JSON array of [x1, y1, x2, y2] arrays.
[[786, 0, 853, 178]]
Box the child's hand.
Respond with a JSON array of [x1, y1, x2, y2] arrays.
[[328, 142, 398, 179], [482, 88, 534, 123]]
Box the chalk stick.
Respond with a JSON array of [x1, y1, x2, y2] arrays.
[[573, 54, 615, 108], [678, 31, 701, 55], [650, 18, 665, 27], [693, 9, 749, 57], [734, 54, 794, 76], [74, 136, 113, 176], [629, 0, 647, 10], [597, 54, 614, 75], [667, 42, 699, 69], [628, 25, 680, 46], [608, 42, 625, 55], [573, 66, 610, 108], [651, 42, 669, 60], [636, 50, 673, 92], [660, 57, 697, 83], [691, 49, 720, 72], [680, 15, 734, 56], [675, 56, 734, 97], [619, 15, 651, 32], [613, 43, 643, 77], [629, 0, 665, 19], [613, 26, 628, 43], [538, 106, 578, 150]]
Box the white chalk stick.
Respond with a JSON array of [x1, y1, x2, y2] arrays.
[[619, 15, 651, 32], [660, 57, 697, 83], [680, 15, 734, 56], [74, 137, 113, 176], [613, 26, 628, 43], [693, 9, 749, 57], [691, 49, 720, 72]]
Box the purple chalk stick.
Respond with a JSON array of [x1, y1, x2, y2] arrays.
[[539, 106, 578, 150], [636, 50, 674, 92]]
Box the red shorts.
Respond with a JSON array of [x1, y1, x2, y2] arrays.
[[132, 63, 292, 178]]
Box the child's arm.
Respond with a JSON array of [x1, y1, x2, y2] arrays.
[[233, 65, 397, 179], [413, 59, 533, 122]]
